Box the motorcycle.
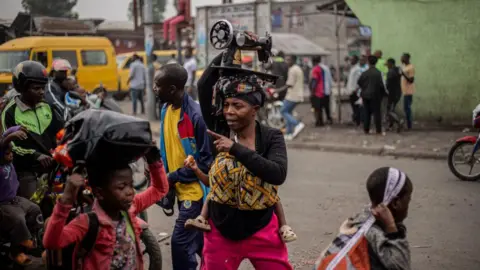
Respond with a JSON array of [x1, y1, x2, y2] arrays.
[[447, 105, 480, 181], [260, 86, 286, 130], [258, 86, 299, 131]]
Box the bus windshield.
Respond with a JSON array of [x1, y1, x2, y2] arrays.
[[0, 51, 30, 72], [116, 55, 127, 68]]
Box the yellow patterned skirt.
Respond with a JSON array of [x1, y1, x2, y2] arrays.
[[208, 152, 279, 210]]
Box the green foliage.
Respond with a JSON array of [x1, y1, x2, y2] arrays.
[[22, 0, 78, 18], [127, 0, 167, 23]]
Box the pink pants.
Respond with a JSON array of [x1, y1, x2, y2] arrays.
[[163, 15, 185, 42], [201, 214, 293, 270]]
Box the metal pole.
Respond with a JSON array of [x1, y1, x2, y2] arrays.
[[133, 0, 138, 30], [176, 27, 183, 64], [334, 4, 342, 123], [29, 13, 33, 36], [144, 0, 156, 121]]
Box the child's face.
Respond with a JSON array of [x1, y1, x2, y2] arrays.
[[76, 88, 87, 98], [391, 187, 413, 222], [96, 168, 135, 211], [2, 144, 13, 164]]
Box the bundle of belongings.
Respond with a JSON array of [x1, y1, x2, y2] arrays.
[[60, 109, 154, 168], [314, 168, 410, 270]]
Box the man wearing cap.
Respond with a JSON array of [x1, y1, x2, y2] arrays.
[[45, 58, 73, 122]]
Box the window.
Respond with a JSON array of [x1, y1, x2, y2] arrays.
[[81, 50, 107, 66], [52, 50, 78, 67], [32, 51, 48, 67], [155, 54, 173, 65], [0, 51, 30, 72]]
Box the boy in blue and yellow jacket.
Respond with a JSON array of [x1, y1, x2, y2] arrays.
[[154, 63, 213, 270]]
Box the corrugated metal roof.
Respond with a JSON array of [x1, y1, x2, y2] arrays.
[[0, 19, 13, 27], [97, 21, 135, 31], [271, 33, 331, 56], [33, 16, 96, 34]]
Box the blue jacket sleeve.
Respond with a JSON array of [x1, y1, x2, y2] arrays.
[[168, 112, 213, 184]]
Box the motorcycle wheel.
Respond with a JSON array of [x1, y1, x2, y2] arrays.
[[448, 141, 480, 181], [266, 105, 286, 130], [140, 228, 162, 270]]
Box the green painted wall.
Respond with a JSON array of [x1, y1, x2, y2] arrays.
[[346, 0, 480, 123]]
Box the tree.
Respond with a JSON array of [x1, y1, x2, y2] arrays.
[[128, 0, 166, 24], [22, 0, 78, 18]]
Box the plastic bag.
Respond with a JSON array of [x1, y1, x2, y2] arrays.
[[63, 109, 154, 166]]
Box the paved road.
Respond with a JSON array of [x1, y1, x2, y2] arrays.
[[22, 143, 480, 270], [143, 149, 480, 270]]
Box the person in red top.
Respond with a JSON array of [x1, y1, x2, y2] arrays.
[[310, 56, 326, 127], [163, 0, 190, 45], [42, 148, 169, 270]]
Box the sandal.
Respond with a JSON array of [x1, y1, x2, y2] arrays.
[[279, 225, 297, 243], [184, 216, 211, 232], [11, 252, 32, 266]]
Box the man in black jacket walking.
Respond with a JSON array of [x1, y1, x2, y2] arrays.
[[357, 55, 387, 134]]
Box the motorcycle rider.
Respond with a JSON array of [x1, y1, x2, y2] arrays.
[[45, 58, 73, 122], [265, 50, 289, 100], [1, 61, 63, 199]]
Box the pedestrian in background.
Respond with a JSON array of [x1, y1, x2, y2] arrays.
[[127, 54, 146, 115], [374, 50, 388, 78], [319, 58, 334, 125], [401, 53, 415, 130], [183, 47, 198, 100], [386, 58, 402, 112], [167, 53, 177, 64], [266, 50, 289, 100], [346, 55, 363, 127], [358, 55, 387, 135], [386, 58, 403, 131], [278, 55, 305, 140], [310, 56, 326, 126]]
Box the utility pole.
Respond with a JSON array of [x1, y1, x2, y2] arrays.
[[144, 0, 156, 121], [133, 0, 138, 30]]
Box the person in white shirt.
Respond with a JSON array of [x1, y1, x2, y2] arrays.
[[183, 47, 197, 100], [167, 54, 177, 64], [127, 54, 146, 115], [347, 55, 365, 126], [277, 55, 305, 140]]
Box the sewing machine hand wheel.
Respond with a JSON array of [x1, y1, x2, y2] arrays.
[[210, 19, 234, 50]]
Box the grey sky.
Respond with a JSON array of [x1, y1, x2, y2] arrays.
[[0, 0, 252, 20]]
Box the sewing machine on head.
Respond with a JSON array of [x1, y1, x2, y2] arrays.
[[209, 19, 278, 84], [208, 20, 279, 138]]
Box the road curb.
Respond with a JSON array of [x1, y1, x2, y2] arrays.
[[287, 141, 448, 161]]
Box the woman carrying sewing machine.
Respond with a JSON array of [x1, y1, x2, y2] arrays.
[[196, 53, 293, 269]]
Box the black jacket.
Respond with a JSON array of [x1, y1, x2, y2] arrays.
[[358, 67, 386, 100], [45, 80, 68, 122], [270, 60, 289, 88], [386, 67, 402, 101]]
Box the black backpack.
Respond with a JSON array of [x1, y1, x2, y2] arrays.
[[45, 211, 99, 270]]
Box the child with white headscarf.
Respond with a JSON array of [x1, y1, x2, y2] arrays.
[[315, 167, 413, 270]]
